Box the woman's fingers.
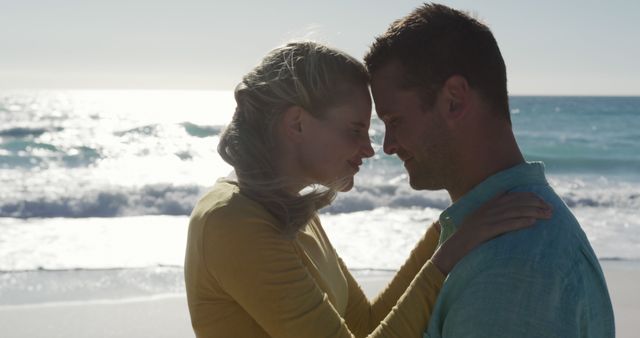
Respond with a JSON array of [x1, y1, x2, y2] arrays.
[[487, 191, 539, 205], [459, 192, 553, 234], [433, 192, 553, 275], [487, 205, 552, 221], [488, 193, 549, 211], [485, 216, 539, 236], [477, 193, 551, 218]]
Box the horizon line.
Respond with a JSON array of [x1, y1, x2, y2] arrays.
[[1, 88, 639, 97]]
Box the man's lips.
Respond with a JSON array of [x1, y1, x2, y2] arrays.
[[397, 151, 412, 163], [401, 156, 413, 163]]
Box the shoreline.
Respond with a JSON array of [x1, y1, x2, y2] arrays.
[[0, 261, 636, 337]]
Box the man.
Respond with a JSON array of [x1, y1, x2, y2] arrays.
[[365, 3, 614, 338]]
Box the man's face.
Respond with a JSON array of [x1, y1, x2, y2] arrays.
[[370, 61, 453, 190]]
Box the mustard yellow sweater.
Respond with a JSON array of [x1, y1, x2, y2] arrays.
[[184, 179, 444, 338]]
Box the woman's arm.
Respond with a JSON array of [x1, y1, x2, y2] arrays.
[[342, 222, 441, 335], [203, 192, 550, 338], [204, 207, 443, 338]]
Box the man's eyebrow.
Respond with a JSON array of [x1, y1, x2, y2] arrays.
[[375, 108, 390, 118], [377, 112, 393, 123], [350, 121, 368, 128]]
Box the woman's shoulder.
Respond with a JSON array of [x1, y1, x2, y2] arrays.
[[192, 179, 247, 214], [190, 178, 281, 236]]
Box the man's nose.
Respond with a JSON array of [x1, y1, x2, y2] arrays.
[[383, 131, 397, 155]]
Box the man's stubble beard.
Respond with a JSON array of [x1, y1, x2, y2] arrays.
[[408, 129, 456, 192]]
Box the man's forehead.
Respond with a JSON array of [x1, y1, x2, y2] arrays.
[[371, 69, 407, 119], [371, 61, 408, 104], [372, 94, 397, 121], [371, 60, 406, 86]]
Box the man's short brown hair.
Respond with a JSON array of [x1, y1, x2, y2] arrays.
[[365, 3, 510, 121]]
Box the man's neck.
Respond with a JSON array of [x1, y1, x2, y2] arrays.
[[447, 127, 524, 202]]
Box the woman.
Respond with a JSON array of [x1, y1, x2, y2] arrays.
[[184, 41, 551, 337]]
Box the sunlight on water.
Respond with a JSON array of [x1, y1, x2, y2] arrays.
[[0, 90, 235, 218], [49, 90, 236, 125], [1, 92, 640, 273]]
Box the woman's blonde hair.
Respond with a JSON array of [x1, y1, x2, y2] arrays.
[[217, 41, 369, 236]]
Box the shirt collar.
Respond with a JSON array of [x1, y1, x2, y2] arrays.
[[438, 161, 548, 243]]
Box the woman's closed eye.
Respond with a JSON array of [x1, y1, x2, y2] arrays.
[[348, 122, 369, 138], [352, 128, 365, 136]]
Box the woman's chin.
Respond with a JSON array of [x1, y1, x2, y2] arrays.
[[336, 177, 354, 192]]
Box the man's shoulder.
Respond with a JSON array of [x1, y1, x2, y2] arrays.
[[430, 186, 614, 337], [452, 185, 598, 278], [507, 184, 589, 247]]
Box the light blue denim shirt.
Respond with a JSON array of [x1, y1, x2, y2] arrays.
[[424, 162, 614, 338]]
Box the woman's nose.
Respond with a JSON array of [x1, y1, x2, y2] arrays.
[[362, 138, 375, 158]]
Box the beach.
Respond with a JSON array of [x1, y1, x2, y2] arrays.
[[2, 91, 638, 336], [0, 262, 636, 338], [2, 0, 639, 334]]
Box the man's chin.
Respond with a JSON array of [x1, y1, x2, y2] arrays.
[[408, 179, 426, 190], [407, 171, 422, 189], [408, 174, 439, 191]]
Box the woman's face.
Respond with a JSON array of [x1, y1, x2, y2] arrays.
[[297, 85, 374, 192]]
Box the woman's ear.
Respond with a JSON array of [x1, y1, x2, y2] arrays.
[[281, 105, 305, 141]]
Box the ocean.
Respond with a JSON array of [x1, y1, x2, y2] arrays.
[[1, 90, 639, 305]]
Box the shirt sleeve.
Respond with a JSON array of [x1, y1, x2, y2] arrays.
[[204, 209, 445, 338], [435, 258, 578, 338]]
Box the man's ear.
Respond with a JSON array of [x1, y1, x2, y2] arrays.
[[440, 75, 470, 121], [280, 105, 305, 141]]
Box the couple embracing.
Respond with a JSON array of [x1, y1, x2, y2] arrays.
[[184, 4, 614, 338]]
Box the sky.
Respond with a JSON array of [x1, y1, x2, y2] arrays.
[[1, 0, 639, 95]]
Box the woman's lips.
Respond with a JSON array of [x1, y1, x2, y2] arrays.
[[348, 160, 362, 171]]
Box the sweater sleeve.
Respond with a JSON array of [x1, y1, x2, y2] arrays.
[[203, 208, 353, 338], [342, 224, 443, 336], [204, 209, 444, 338]]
